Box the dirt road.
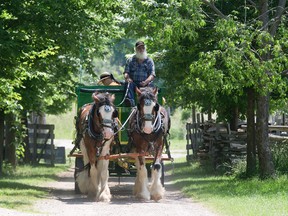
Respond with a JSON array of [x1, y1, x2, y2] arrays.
[[31, 165, 218, 216]]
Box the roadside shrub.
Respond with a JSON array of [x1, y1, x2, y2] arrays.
[[181, 109, 191, 121], [169, 127, 185, 139], [271, 139, 288, 174], [2, 162, 15, 176], [170, 108, 186, 139], [230, 159, 248, 178]]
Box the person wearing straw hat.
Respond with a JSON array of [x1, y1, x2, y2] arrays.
[[98, 72, 121, 86]]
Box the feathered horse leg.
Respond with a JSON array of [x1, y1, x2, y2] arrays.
[[76, 139, 98, 197], [150, 158, 165, 201], [133, 156, 150, 200], [96, 140, 112, 202]]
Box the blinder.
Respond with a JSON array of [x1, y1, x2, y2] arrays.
[[113, 109, 118, 118], [88, 101, 117, 140], [154, 103, 159, 112]]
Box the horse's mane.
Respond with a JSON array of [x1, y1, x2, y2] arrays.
[[138, 88, 157, 102], [94, 92, 114, 106]]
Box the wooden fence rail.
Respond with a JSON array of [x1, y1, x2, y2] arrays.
[[28, 124, 55, 166], [186, 122, 247, 169]]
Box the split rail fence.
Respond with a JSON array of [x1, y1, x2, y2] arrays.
[[186, 122, 246, 169], [28, 124, 57, 166]]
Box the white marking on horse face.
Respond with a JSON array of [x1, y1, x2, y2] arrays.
[[99, 105, 115, 139], [143, 100, 156, 134]]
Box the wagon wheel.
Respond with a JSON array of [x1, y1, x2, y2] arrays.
[[74, 157, 84, 194]]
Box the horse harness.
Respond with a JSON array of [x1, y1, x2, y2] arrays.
[[129, 103, 167, 157], [81, 100, 117, 157]]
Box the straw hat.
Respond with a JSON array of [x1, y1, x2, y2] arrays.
[[98, 72, 112, 83]]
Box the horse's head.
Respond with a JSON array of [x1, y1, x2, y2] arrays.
[[135, 87, 160, 134], [92, 92, 118, 140]]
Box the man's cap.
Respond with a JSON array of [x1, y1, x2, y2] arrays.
[[135, 41, 145, 48]]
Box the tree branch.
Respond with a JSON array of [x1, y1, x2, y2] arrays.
[[247, 0, 256, 7], [202, 0, 228, 20], [259, 0, 269, 30], [269, 0, 287, 36]]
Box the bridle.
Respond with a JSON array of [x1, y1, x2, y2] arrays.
[[131, 94, 165, 156], [86, 99, 118, 157], [135, 101, 162, 134]]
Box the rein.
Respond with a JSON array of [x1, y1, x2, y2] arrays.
[[112, 108, 137, 136], [114, 82, 131, 107]]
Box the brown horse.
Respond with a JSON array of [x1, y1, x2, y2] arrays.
[[75, 91, 118, 202], [127, 87, 170, 201]]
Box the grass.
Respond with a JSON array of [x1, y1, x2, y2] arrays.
[[168, 139, 186, 151], [46, 105, 77, 140], [167, 156, 288, 216], [0, 163, 71, 212]]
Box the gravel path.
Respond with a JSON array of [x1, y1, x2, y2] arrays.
[[33, 166, 218, 216]]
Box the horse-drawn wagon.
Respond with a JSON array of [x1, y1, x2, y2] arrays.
[[69, 84, 172, 201]]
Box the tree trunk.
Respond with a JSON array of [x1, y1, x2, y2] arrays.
[[230, 106, 239, 131], [21, 110, 31, 164], [246, 88, 256, 176], [254, 0, 277, 179], [207, 106, 212, 120], [192, 106, 196, 123], [0, 110, 4, 176], [256, 94, 275, 178], [5, 113, 17, 169]]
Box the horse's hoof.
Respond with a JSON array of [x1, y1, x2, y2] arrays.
[[97, 197, 111, 202], [135, 193, 150, 201], [98, 193, 112, 202], [151, 194, 162, 201]]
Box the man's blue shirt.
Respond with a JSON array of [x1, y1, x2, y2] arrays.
[[124, 55, 155, 86]]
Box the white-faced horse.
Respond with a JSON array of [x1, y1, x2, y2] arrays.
[[75, 91, 118, 202], [127, 87, 170, 201]]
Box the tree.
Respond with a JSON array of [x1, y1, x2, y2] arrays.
[[0, 0, 125, 170], [123, 0, 288, 178]]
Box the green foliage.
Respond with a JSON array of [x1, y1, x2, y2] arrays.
[[271, 140, 288, 174], [169, 108, 187, 139], [0, 0, 126, 157], [0, 0, 125, 115], [123, 0, 288, 123], [123, 0, 204, 48], [181, 109, 191, 121]]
